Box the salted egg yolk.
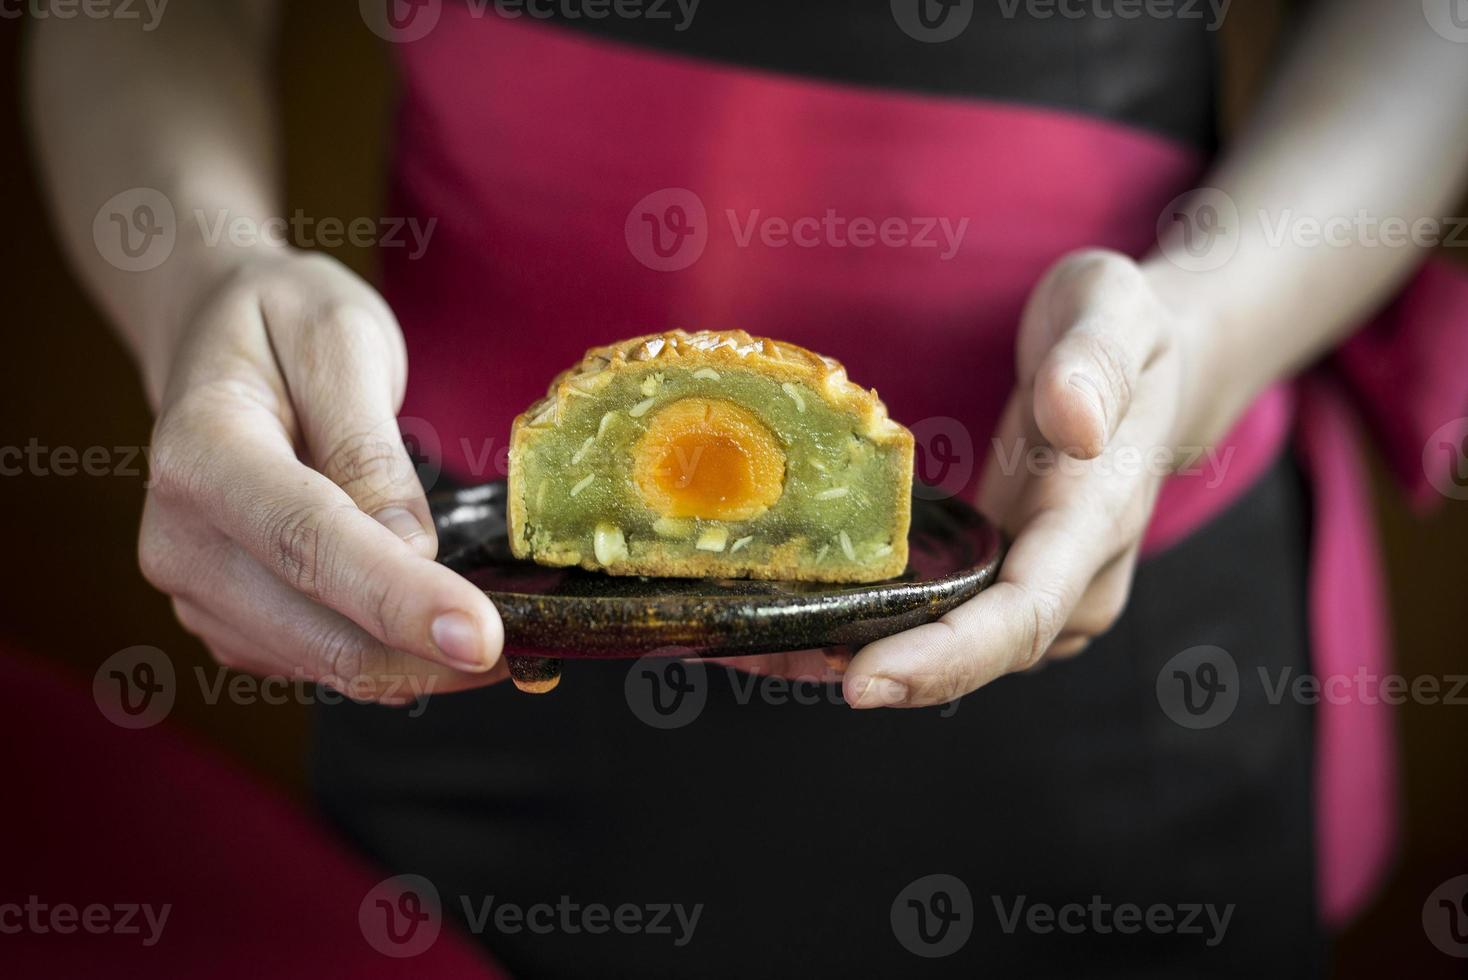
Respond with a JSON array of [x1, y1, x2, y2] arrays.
[[632, 398, 785, 521]]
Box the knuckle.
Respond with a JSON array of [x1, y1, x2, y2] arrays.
[[307, 622, 366, 687], [308, 300, 373, 344], [263, 503, 342, 598], [319, 429, 412, 503], [255, 270, 312, 321], [148, 398, 247, 504], [215, 254, 298, 306], [298, 301, 385, 371], [307, 627, 397, 701], [256, 259, 385, 341], [291, 250, 345, 279]]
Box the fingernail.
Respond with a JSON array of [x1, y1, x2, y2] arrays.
[[430, 611, 487, 671], [374, 506, 435, 558], [847, 675, 909, 709]]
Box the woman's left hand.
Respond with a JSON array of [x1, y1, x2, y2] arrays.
[[841, 248, 1210, 709]]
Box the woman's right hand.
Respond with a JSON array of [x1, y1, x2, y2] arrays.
[[139, 250, 506, 703]]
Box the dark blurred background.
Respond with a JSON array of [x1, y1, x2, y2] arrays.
[[2, 4, 1464, 977]]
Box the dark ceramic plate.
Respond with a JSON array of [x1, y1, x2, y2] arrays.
[[433, 481, 1003, 661]]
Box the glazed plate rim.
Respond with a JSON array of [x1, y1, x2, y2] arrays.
[[431, 481, 1005, 657]]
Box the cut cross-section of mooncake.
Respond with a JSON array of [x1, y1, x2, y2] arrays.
[[507, 330, 914, 583]]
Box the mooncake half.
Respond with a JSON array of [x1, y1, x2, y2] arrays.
[[507, 330, 914, 583]]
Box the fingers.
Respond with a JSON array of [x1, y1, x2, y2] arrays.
[[260, 281, 437, 560], [160, 524, 507, 700], [140, 253, 501, 695], [149, 412, 503, 674], [844, 502, 1112, 708], [1042, 548, 1137, 661], [1022, 251, 1167, 458], [850, 249, 1177, 710], [704, 649, 850, 682], [172, 597, 265, 669]]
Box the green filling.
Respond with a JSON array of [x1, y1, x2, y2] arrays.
[[518, 365, 904, 568]]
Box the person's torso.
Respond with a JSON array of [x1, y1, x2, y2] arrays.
[[383, 2, 1223, 500]]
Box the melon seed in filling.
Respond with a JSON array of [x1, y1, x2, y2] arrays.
[[631, 397, 786, 522]]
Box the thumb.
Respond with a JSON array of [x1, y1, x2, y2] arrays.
[[1023, 251, 1164, 459]]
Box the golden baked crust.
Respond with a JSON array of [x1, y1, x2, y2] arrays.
[[516, 330, 911, 444], [508, 330, 914, 582]]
